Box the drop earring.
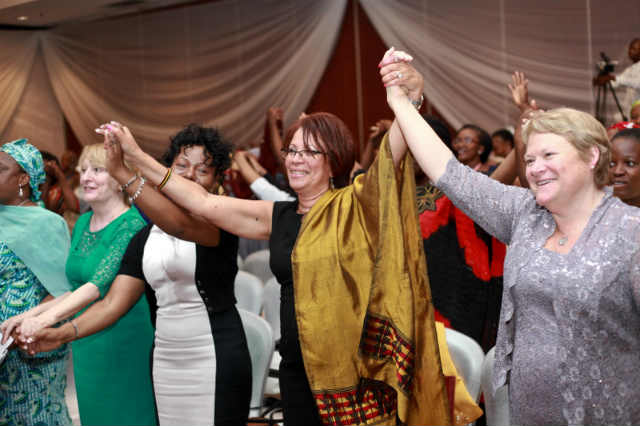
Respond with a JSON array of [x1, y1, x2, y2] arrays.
[[330, 176, 335, 189], [18, 184, 24, 198]]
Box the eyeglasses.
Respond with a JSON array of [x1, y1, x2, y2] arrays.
[[280, 147, 327, 160], [452, 136, 478, 146]]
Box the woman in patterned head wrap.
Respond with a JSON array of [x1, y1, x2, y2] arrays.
[[0, 138, 73, 425], [3, 142, 156, 426]]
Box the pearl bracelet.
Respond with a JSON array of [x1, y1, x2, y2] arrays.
[[128, 176, 146, 204]]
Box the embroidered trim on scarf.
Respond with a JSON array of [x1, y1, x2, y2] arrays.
[[314, 379, 397, 426], [359, 313, 415, 395]]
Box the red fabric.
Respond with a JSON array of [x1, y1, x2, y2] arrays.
[[607, 121, 640, 131], [420, 194, 501, 282], [434, 309, 452, 328], [223, 170, 253, 199], [419, 195, 452, 239], [491, 237, 506, 277]]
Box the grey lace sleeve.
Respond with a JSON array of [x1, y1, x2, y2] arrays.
[[435, 157, 531, 244]]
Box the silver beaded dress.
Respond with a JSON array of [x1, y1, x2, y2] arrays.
[[436, 158, 640, 426]]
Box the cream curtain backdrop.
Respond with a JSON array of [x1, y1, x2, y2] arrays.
[[1, 0, 348, 156], [2, 0, 639, 155], [0, 32, 42, 146], [360, 0, 640, 132]]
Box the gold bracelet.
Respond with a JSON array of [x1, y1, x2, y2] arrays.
[[157, 168, 172, 191], [70, 320, 79, 340]]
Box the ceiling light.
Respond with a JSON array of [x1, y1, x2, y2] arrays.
[[17, 16, 28, 21]]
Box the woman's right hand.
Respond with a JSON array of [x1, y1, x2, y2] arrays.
[[96, 122, 143, 163], [99, 127, 133, 182], [379, 48, 423, 110], [0, 313, 26, 344], [508, 71, 537, 113], [18, 326, 68, 356]]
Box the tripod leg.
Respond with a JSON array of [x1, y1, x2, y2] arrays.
[[595, 86, 600, 120], [606, 81, 628, 121]]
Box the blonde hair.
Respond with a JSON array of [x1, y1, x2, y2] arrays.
[[77, 143, 107, 170], [77, 143, 130, 204], [521, 107, 610, 188]]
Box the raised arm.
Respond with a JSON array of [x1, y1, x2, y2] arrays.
[[490, 149, 518, 185], [378, 48, 426, 168], [102, 131, 220, 246], [381, 51, 453, 181], [233, 150, 265, 186], [360, 120, 392, 170], [508, 71, 539, 188], [266, 107, 285, 170], [100, 123, 274, 241]]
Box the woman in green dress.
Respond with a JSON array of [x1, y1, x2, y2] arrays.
[[4, 143, 156, 425], [0, 139, 72, 426]]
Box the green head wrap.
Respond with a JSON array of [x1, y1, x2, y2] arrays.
[[0, 138, 45, 201]]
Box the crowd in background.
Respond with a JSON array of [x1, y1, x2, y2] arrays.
[[0, 38, 639, 426]]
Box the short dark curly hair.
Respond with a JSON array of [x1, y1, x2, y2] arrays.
[[162, 124, 232, 177]]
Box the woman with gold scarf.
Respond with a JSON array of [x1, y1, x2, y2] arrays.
[[96, 49, 479, 426]]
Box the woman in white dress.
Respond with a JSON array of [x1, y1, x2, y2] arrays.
[[23, 124, 251, 426]]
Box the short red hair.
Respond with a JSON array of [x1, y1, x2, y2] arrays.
[[284, 112, 355, 188]]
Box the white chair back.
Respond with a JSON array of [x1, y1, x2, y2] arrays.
[[241, 249, 273, 284], [481, 347, 510, 426], [234, 270, 264, 315], [238, 308, 275, 416], [444, 328, 485, 401], [261, 277, 282, 396], [262, 277, 281, 342]]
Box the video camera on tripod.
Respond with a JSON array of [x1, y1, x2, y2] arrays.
[[595, 52, 627, 122]]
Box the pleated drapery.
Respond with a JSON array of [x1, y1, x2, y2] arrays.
[[0, 0, 638, 155]]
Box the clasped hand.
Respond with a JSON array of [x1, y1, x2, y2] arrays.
[[378, 47, 424, 109], [96, 121, 142, 180]]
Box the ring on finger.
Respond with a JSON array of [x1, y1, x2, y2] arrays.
[[397, 72, 402, 79]]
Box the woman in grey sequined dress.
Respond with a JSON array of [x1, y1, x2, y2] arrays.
[[381, 56, 640, 425]]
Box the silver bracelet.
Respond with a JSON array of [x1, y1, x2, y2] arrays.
[[411, 94, 424, 110], [128, 176, 146, 204], [119, 174, 138, 193], [70, 320, 79, 339]]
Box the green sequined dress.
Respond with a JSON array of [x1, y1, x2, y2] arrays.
[[66, 208, 156, 426], [0, 243, 71, 426]]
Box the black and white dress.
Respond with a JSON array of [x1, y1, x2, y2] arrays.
[[119, 224, 252, 426]]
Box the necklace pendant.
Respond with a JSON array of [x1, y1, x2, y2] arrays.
[[558, 236, 568, 246]]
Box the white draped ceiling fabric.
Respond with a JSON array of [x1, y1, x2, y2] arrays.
[[1, 0, 347, 156], [361, 0, 640, 132], [1, 0, 639, 156]]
